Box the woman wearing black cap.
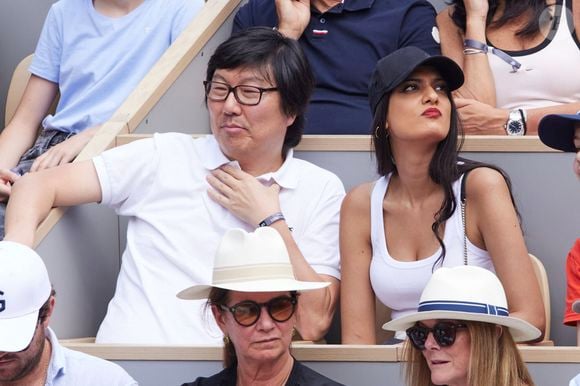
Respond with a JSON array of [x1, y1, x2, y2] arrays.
[[340, 46, 545, 345]]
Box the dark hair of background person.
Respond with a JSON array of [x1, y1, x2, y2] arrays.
[[205, 27, 315, 158], [371, 85, 520, 270], [448, 0, 550, 38], [404, 321, 535, 386]]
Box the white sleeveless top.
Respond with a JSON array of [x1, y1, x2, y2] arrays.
[[369, 173, 494, 336], [488, 0, 580, 109]]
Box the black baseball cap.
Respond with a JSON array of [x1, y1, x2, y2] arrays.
[[368, 46, 464, 115], [538, 113, 580, 152]]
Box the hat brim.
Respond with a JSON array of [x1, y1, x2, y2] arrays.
[[382, 310, 540, 342], [538, 114, 578, 152], [420, 56, 464, 93], [177, 279, 330, 300], [0, 310, 39, 352]]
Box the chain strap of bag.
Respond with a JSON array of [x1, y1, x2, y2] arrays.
[[460, 171, 471, 265]]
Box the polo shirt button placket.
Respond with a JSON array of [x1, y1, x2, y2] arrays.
[[312, 16, 329, 38]]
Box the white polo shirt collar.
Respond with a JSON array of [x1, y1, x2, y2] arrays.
[[197, 135, 298, 189]]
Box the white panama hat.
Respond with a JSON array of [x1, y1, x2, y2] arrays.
[[0, 241, 52, 352], [383, 265, 541, 342], [177, 227, 329, 300]]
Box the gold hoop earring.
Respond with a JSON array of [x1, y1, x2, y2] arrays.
[[223, 335, 230, 345], [374, 125, 381, 138]]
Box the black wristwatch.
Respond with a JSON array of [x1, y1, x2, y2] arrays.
[[504, 109, 527, 136]]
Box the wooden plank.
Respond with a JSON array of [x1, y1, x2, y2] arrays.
[[116, 134, 558, 153], [61, 342, 580, 363], [519, 346, 580, 363]]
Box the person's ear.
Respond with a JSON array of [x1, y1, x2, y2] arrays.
[[42, 296, 56, 327], [285, 114, 296, 128], [211, 304, 228, 334]]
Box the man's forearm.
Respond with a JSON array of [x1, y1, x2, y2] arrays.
[[270, 221, 338, 340]]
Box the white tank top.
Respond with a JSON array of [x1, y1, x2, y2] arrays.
[[369, 173, 494, 336], [488, 0, 580, 109]]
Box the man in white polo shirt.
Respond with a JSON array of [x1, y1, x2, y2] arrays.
[[4, 28, 344, 345], [0, 241, 136, 385]]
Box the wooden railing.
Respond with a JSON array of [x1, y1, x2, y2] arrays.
[[115, 133, 557, 152], [60, 341, 580, 363]]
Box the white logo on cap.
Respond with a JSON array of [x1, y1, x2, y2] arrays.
[[0, 290, 5, 312], [431, 26, 440, 44]]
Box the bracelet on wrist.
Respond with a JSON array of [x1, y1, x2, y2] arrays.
[[258, 212, 285, 228], [463, 38, 523, 72], [463, 48, 486, 55], [463, 39, 489, 53]]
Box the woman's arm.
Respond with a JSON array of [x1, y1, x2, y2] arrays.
[[340, 184, 377, 344], [437, 3, 496, 104], [466, 167, 545, 339], [455, 98, 580, 135]]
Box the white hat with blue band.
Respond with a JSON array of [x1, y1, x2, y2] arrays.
[[382, 265, 541, 342]]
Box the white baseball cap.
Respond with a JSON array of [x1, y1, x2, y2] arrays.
[[0, 241, 51, 352], [177, 227, 329, 300]]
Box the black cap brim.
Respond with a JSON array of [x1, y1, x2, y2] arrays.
[[538, 114, 579, 152]]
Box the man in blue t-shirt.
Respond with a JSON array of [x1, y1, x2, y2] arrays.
[[0, 0, 203, 238], [234, 0, 441, 135]]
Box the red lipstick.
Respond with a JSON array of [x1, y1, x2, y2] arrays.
[[422, 107, 441, 118]]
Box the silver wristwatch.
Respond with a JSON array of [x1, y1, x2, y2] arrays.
[[504, 109, 527, 136]]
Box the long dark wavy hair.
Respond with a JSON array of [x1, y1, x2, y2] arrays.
[[371, 87, 520, 269], [448, 0, 550, 38]]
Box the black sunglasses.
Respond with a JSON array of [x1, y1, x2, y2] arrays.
[[406, 321, 468, 350], [219, 294, 297, 327]]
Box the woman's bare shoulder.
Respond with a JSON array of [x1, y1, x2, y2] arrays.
[[465, 167, 510, 199], [342, 182, 374, 211]]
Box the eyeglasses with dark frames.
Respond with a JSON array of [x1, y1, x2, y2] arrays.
[[219, 294, 297, 327], [204, 80, 278, 106], [406, 321, 468, 350]]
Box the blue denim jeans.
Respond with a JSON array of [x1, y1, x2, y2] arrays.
[[0, 129, 75, 239]]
